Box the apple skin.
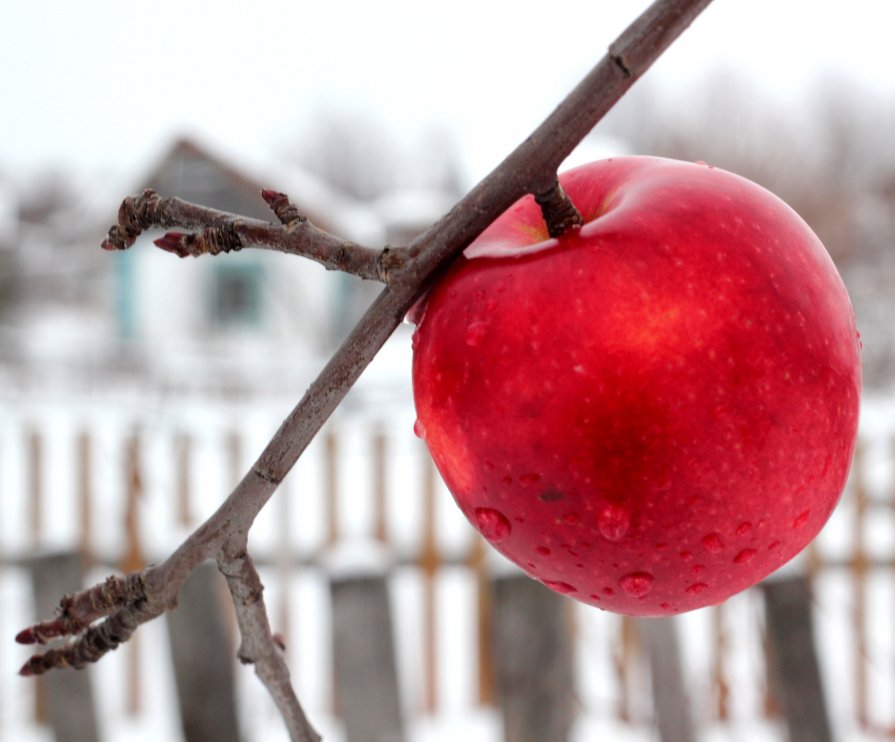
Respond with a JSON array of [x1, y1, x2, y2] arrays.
[[411, 156, 861, 616]]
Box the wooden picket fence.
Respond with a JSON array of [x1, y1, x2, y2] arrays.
[[1, 395, 894, 741]]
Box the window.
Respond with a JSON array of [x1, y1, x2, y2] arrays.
[[210, 262, 263, 328]]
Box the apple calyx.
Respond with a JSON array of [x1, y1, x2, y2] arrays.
[[534, 179, 584, 237]]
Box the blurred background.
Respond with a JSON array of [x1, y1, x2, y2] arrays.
[[1, 1, 894, 740]]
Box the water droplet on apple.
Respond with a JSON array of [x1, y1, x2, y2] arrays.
[[619, 572, 654, 598], [856, 330, 863, 349], [734, 548, 757, 565], [597, 504, 630, 541], [519, 472, 541, 487], [602, 587, 615, 596], [685, 582, 708, 595], [464, 320, 488, 347], [659, 602, 672, 612], [702, 533, 724, 553], [413, 419, 426, 439], [474, 507, 511, 543], [544, 580, 577, 594], [535, 546, 551, 557], [793, 510, 810, 529], [692, 564, 706, 577], [562, 513, 580, 525], [735, 522, 753, 536], [679, 550, 694, 562], [769, 540, 782, 551]]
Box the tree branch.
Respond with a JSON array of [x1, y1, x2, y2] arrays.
[[101, 188, 396, 282], [220, 545, 322, 742], [20, 0, 714, 739]]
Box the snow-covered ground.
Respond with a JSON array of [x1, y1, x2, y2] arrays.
[[1, 367, 893, 741]]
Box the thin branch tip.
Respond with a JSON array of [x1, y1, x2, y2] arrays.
[[100, 233, 122, 252], [154, 231, 191, 257], [260, 188, 285, 205], [261, 188, 307, 227]]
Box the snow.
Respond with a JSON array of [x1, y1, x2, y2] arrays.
[[320, 539, 396, 580], [0, 385, 893, 741]]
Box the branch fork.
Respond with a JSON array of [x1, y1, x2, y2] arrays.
[[18, 2, 713, 740]]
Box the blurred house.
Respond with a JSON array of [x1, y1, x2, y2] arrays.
[[2, 136, 458, 396]]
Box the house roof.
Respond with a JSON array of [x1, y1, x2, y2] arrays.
[[135, 135, 385, 247]]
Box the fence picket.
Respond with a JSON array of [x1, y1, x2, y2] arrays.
[[28, 551, 101, 742], [331, 573, 406, 742], [762, 575, 834, 742], [76, 430, 93, 561], [175, 432, 193, 527], [419, 450, 440, 714], [491, 574, 575, 742], [638, 617, 697, 742], [167, 561, 242, 742], [27, 428, 43, 549]]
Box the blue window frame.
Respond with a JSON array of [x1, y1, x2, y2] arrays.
[[210, 262, 264, 328]]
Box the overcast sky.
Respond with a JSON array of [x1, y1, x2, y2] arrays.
[[1, 1, 892, 189]]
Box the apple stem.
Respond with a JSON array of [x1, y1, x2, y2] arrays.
[[535, 180, 584, 238]]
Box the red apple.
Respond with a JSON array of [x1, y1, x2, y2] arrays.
[[411, 156, 861, 616]]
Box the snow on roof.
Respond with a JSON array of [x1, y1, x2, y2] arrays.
[[141, 133, 387, 248]]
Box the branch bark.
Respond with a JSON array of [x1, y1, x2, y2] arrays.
[[102, 188, 394, 282], [220, 546, 322, 742], [20, 1, 714, 739]]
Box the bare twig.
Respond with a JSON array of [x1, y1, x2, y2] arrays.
[[19, 588, 160, 675], [101, 188, 395, 282], [16, 572, 147, 646], [220, 546, 322, 742], [21, 1, 714, 739], [262, 188, 307, 227]]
